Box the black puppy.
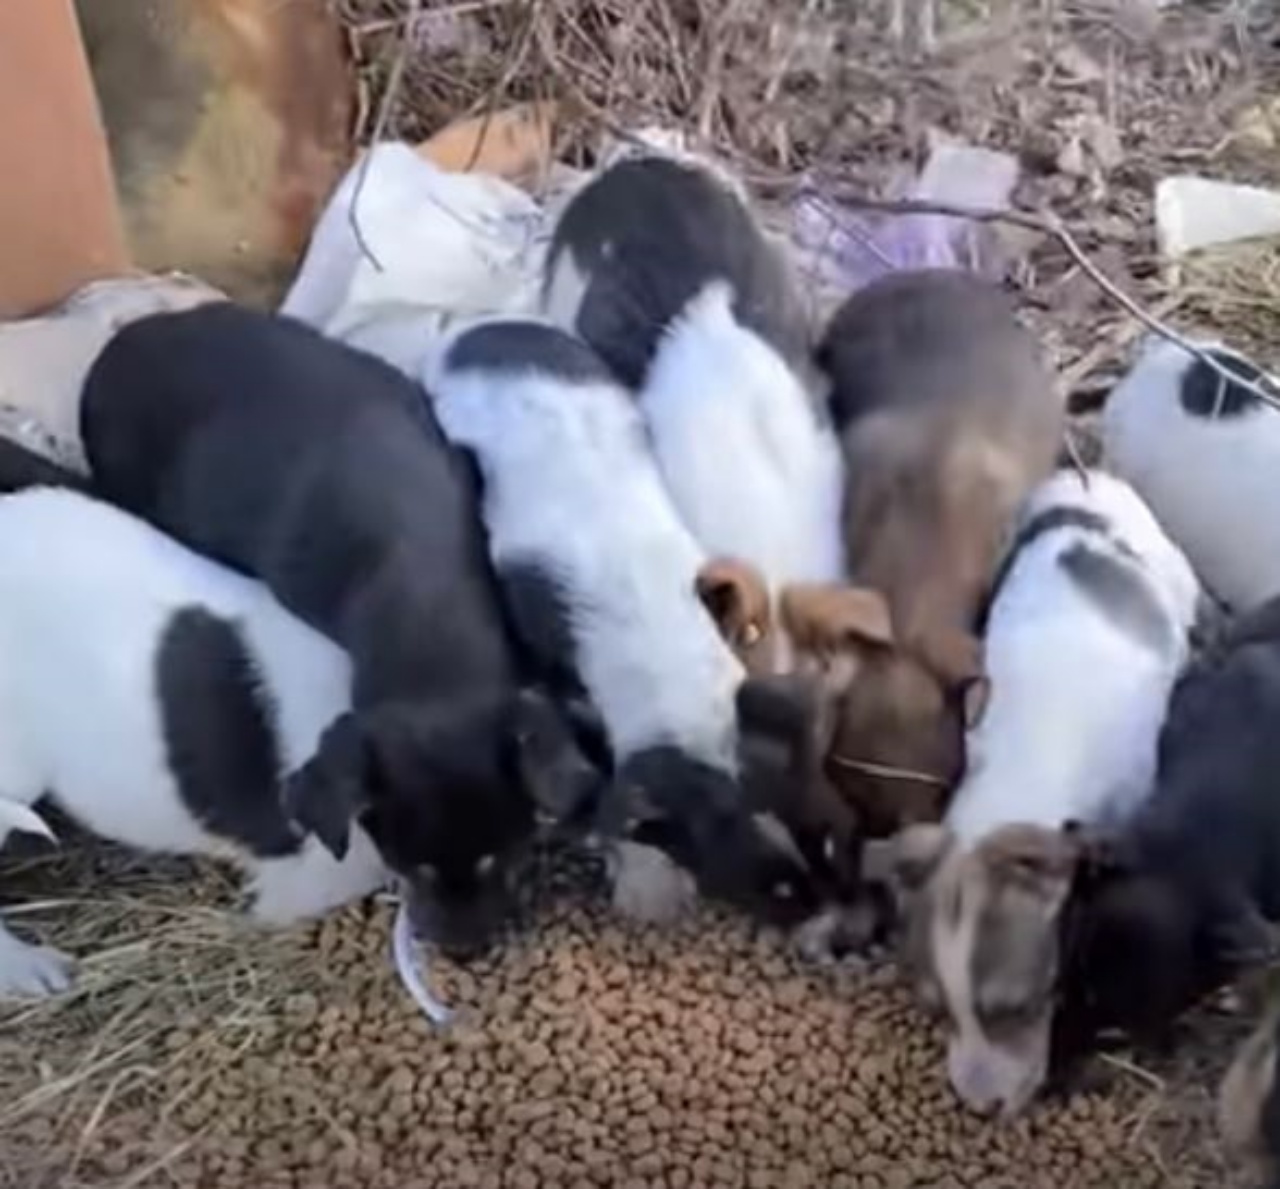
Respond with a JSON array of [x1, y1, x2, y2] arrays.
[[80, 303, 595, 957], [1051, 595, 1280, 1070]]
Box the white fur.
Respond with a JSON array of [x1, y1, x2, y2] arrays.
[[609, 841, 699, 924], [1103, 335, 1280, 612], [642, 282, 847, 607], [947, 470, 1201, 846], [0, 489, 387, 998], [427, 334, 745, 767]]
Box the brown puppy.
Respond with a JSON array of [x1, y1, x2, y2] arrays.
[[804, 269, 1063, 835]]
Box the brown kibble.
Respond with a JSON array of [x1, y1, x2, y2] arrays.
[[26, 857, 1181, 1189]]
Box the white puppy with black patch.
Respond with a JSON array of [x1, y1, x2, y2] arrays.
[[888, 469, 1201, 1116], [1104, 335, 1280, 613], [0, 485, 387, 998]]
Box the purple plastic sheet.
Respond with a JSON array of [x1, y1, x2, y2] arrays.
[[791, 141, 1021, 296]]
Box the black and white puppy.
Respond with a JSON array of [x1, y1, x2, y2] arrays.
[[425, 317, 820, 928], [0, 484, 388, 998], [543, 155, 843, 679], [1104, 335, 1280, 613], [79, 303, 592, 957]]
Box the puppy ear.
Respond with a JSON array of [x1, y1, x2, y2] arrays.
[[916, 627, 990, 728], [508, 687, 600, 820], [282, 713, 371, 861], [886, 823, 952, 891], [983, 827, 1079, 910], [781, 584, 895, 656], [696, 558, 771, 652]]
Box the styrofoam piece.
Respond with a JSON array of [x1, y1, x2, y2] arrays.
[[0, 273, 223, 472], [392, 900, 453, 1026], [1156, 175, 1280, 259], [280, 142, 546, 378]]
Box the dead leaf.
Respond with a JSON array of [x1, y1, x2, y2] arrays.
[[1056, 136, 1087, 177], [1053, 44, 1104, 84], [1084, 117, 1124, 173], [418, 102, 558, 185]]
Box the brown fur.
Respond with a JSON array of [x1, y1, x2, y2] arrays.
[[696, 558, 775, 676], [811, 270, 1063, 835]]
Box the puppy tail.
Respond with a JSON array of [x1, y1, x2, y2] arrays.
[[0, 798, 57, 844]]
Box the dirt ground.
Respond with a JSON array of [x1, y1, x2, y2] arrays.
[[2, 1, 1280, 1186]]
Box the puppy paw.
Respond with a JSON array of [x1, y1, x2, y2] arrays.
[[610, 842, 698, 925], [245, 846, 386, 928], [0, 930, 74, 999]]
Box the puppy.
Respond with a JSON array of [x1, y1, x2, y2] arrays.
[[425, 317, 821, 930], [890, 469, 1200, 1116], [0, 484, 381, 997], [1104, 334, 1280, 613], [80, 304, 593, 956], [543, 153, 843, 679]]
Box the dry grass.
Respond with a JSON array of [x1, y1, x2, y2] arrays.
[[0, 834, 330, 1189]]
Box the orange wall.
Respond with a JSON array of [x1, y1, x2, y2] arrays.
[[0, 0, 129, 318]]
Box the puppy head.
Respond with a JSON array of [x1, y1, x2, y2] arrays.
[[597, 747, 820, 928], [736, 670, 862, 899], [285, 689, 597, 959], [781, 584, 987, 835], [1055, 862, 1202, 1059], [697, 558, 778, 677], [893, 822, 1088, 1117]]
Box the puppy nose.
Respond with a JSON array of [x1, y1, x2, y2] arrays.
[[438, 938, 486, 965], [948, 1056, 1006, 1117]]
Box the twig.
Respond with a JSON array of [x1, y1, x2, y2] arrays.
[[348, 0, 425, 272], [351, 0, 515, 37], [808, 190, 1280, 413]]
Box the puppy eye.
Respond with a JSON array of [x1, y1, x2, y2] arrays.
[[476, 853, 496, 877], [822, 835, 837, 863], [773, 880, 795, 901], [416, 864, 438, 885], [980, 1001, 1040, 1033]]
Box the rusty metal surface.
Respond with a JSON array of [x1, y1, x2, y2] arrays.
[[0, 0, 130, 319], [77, 0, 355, 308]]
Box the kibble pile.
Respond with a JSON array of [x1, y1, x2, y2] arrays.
[[0, 873, 1183, 1189]]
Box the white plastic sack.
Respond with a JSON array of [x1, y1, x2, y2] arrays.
[[0, 273, 224, 472], [281, 142, 550, 378]]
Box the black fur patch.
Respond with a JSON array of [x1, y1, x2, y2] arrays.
[[156, 607, 297, 857], [546, 156, 810, 388], [0, 437, 88, 495], [1058, 541, 1172, 655], [1178, 349, 1270, 419], [445, 321, 614, 386], [496, 561, 585, 698], [979, 503, 1114, 631]]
